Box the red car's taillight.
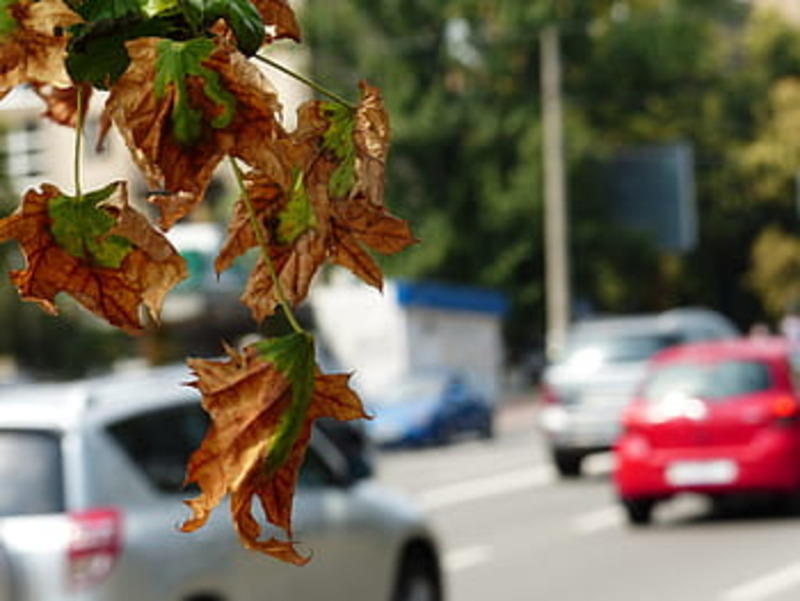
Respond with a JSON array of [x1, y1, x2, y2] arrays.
[[621, 402, 645, 433], [770, 394, 800, 425], [68, 507, 122, 590]]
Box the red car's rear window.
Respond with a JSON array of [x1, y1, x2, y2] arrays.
[[641, 360, 772, 402]]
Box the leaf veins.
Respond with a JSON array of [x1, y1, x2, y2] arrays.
[[0, 182, 187, 332], [103, 36, 284, 229], [0, 0, 82, 96]]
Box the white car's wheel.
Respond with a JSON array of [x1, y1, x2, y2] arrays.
[[392, 551, 441, 601]]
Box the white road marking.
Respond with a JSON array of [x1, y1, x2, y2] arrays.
[[445, 545, 493, 573], [572, 506, 623, 534], [583, 452, 616, 476], [721, 561, 800, 601], [417, 465, 553, 511]]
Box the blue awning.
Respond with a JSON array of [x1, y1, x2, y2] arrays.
[[395, 280, 508, 316]]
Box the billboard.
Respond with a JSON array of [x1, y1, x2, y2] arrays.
[[604, 141, 697, 253]]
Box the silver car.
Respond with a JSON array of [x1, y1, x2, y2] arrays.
[[539, 308, 738, 477], [0, 365, 443, 600]]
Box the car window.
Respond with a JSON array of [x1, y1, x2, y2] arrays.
[[107, 404, 209, 494], [642, 360, 772, 402], [371, 373, 447, 406], [297, 447, 338, 489], [0, 430, 63, 516], [560, 332, 683, 365]]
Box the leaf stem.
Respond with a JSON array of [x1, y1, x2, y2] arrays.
[[229, 158, 305, 334], [73, 86, 85, 200], [254, 53, 356, 110]]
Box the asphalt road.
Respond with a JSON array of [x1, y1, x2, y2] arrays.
[[375, 398, 800, 601]]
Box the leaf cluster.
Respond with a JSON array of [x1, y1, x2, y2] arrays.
[[0, 0, 412, 562]]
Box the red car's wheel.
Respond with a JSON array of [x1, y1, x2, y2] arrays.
[[622, 498, 656, 526]]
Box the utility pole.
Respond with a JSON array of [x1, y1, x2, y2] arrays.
[[540, 24, 570, 357]]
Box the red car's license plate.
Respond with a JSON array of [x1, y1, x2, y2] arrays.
[[665, 459, 737, 486]]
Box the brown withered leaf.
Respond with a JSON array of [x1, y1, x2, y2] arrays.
[[351, 81, 391, 207], [330, 199, 417, 289], [0, 182, 187, 332], [250, 0, 301, 43], [32, 82, 91, 128], [215, 87, 414, 320], [216, 166, 330, 322], [215, 170, 285, 272], [208, 45, 286, 173], [103, 38, 225, 229], [104, 37, 284, 229], [0, 0, 81, 95], [181, 344, 367, 563], [242, 232, 328, 322]]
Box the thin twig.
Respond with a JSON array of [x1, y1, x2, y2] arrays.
[[229, 158, 305, 334], [73, 87, 85, 200], [255, 53, 356, 110]]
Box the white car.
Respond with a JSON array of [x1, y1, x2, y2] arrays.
[[0, 364, 443, 601], [539, 307, 738, 478]]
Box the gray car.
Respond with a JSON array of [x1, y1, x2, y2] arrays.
[[0, 364, 443, 601], [539, 308, 738, 478]]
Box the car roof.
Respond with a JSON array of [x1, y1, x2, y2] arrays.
[[0, 363, 199, 431], [652, 336, 791, 365], [567, 308, 737, 339], [572, 308, 733, 332]]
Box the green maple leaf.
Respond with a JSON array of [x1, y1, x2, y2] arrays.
[[255, 332, 316, 475], [0, 0, 18, 37], [64, 0, 143, 20], [155, 38, 237, 146], [141, 0, 179, 16], [321, 102, 357, 198], [277, 170, 316, 245], [185, 0, 264, 56], [48, 184, 133, 269], [66, 11, 171, 89]]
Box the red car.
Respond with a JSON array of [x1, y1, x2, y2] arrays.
[[613, 336, 800, 525]]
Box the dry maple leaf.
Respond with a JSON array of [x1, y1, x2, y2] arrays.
[[330, 199, 417, 289], [351, 82, 391, 206], [0, 0, 80, 96], [181, 339, 367, 563], [251, 0, 301, 43], [215, 86, 415, 321], [215, 165, 330, 321], [103, 36, 284, 229], [32, 82, 91, 128], [0, 182, 187, 332]]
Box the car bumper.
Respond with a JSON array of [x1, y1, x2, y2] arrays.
[[539, 405, 620, 452], [614, 430, 800, 499]]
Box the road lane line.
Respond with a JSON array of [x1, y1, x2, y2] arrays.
[[417, 465, 553, 511], [721, 561, 800, 601], [445, 545, 493, 573], [572, 506, 623, 534]]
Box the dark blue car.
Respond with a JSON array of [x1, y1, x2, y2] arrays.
[[365, 369, 495, 448]]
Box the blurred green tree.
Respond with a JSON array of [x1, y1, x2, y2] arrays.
[[305, 1, 799, 355], [747, 226, 800, 320]]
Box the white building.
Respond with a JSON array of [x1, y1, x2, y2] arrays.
[[310, 269, 509, 402]]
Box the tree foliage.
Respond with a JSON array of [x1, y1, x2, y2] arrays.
[[0, 0, 411, 562], [306, 0, 800, 345]]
